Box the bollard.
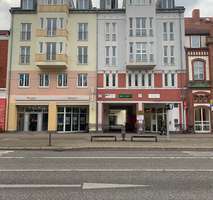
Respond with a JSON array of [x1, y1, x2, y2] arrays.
[[121, 126, 126, 141], [48, 132, 52, 146]]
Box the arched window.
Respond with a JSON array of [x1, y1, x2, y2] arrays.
[[193, 60, 205, 80]]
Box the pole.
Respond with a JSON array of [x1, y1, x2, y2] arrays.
[[48, 131, 52, 146]]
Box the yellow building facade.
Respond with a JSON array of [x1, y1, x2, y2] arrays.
[[8, 0, 97, 133]]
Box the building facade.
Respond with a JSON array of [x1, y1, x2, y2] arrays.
[[185, 9, 213, 133], [8, 0, 97, 133], [0, 31, 9, 132], [97, 0, 186, 133]]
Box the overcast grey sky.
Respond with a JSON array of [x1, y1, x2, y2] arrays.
[[0, 0, 213, 30]]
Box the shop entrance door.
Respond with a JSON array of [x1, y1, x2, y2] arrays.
[[29, 114, 38, 131]]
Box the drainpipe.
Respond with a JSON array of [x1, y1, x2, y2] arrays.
[[96, 13, 98, 132], [6, 12, 14, 132], [179, 9, 185, 130]]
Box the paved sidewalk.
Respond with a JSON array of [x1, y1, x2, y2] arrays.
[[0, 132, 213, 150]]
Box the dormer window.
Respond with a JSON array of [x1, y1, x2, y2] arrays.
[[22, 0, 34, 9], [77, 0, 89, 9]]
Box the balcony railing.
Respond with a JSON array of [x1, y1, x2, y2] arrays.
[[35, 53, 68, 68], [36, 29, 68, 37], [38, 3, 69, 13]]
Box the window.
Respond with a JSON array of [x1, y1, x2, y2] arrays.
[[112, 46, 116, 66], [136, 17, 146, 37], [164, 73, 176, 87], [105, 46, 110, 65], [163, 46, 168, 64], [20, 46, 30, 64], [136, 42, 147, 62], [163, 22, 167, 41], [22, 0, 33, 9], [149, 42, 154, 62], [169, 22, 174, 41], [164, 73, 168, 86], [78, 23, 88, 41], [141, 73, 145, 86], [191, 36, 201, 48], [78, 0, 89, 9], [170, 46, 175, 65], [105, 23, 110, 41], [39, 42, 43, 53], [112, 74, 116, 87], [46, 42, 56, 61], [40, 18, 44, 29], [129, 18, 133, 36], [78, 73, 87, 87], [47, 18, 57, 36], [59, 18, 64, 29], [57, 73, 67, 87], [193, 61, 205, 80], [148, 73, 152, 87], [112, 23, 117, 41], [160, 0, 174, 9], [135, 74, 138, 87], [39, 73, 49, 87], [129, 42, 134, 62], [149, 17, 153, 37], [128, 73, 132, 87], [21, 23, 31, 41], [78, 46, 88, 64], [19, 73, 29, 87], [105, 73, 110, 87], [59, 42, 63, 54], [171, 73, 175, 86]]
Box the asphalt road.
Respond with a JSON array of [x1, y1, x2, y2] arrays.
[[0, 150, 213, 200]]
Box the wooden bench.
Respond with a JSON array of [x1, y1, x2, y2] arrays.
[[91, 135, 117, 142], [131, 135, 158, 142]]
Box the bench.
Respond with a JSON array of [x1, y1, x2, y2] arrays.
[[131, 135, 158, 142], [91, 135, 117, 142]]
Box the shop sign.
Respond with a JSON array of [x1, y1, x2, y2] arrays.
[[137, 111, 144, 115], [105, 94, 116, 99], [118, 94, 132, 99]]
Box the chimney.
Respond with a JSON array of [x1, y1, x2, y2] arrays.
[[192, 9, 200, 21]]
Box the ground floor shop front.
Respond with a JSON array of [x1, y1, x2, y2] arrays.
[[7, 100, 96, 133], [97, 101, 184, 133]]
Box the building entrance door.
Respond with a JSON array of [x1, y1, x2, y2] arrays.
[[29, 114, 38, 131]]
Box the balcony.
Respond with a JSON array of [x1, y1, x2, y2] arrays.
[[38, 4, 69, 13], [126, 54, 156, 70], [35, 54, 68, 68], [36, 29, 68, 38]]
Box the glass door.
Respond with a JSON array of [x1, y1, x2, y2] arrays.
[[195, 107, 210, 132]]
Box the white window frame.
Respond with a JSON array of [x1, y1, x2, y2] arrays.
[[112, 23, 117, 41], [112, 46, 116, 66], [105, 46, 110, 66], [20, 46, 30, 64], [136, 17, 146, 37], [78, 23, 88, 41], [163, 46, 168, 65], [21, 23, 31, 41], [57, 73, 68, 87], [39, 73, 49, 88], [19, 73, 29, 87], [47, 18, 57, 36], [193, 61, 205, 80], [105, 23, 110, 41], [163, 22, 167, 41], [78, 46, 88, 64], [77, 73, 88, 88]]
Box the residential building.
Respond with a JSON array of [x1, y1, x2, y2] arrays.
[[185, 9, 213, 133], [0, 31, 9, 132], [97, 0, 186, 133], [7, 0, 97, 133]]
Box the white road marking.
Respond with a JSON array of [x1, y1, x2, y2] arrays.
[[0, 184, 81, 188], [29, 156, 213, 159], [82, 183, 150, 189], [0, 169, 213, 172], [0, 151, 14, 157], [183, 151, 213, 157]]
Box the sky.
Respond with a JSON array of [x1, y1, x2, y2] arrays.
[[0, 0, 213, 30]]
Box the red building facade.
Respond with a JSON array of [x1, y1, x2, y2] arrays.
[[185, 10, 213, 133], [0, 31, 9, 132]]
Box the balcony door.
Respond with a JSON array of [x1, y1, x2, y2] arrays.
[[46, 42, 56, 61]]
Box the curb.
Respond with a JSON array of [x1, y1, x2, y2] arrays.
[[0, 146, 213, 151]]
